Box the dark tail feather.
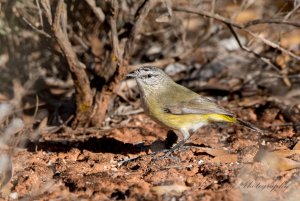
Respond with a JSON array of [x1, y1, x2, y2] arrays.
[[236, 118, 263, 134]]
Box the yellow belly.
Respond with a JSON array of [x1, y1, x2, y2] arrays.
[[149, 109, 235, 131], [158, 113, 207, 130], [142, 96, 236, 131]]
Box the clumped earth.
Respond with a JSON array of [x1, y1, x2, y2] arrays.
[[2, 97, 300, 201]]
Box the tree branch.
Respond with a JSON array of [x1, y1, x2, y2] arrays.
[[41, 0, 93, 127], [84, 0, 105, 23], [173, 6, 300, 62], [90, 0, 158, 126], [244, 19, 300, 28], [124, 0, 158, 63]]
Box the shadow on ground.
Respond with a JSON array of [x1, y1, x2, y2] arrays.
[[25, 131, 179, 154]]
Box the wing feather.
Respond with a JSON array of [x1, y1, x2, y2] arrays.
[[163, 97, 233, 116]]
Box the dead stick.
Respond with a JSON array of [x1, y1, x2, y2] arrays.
[[84, 0, 105, 23], [42, 0, 93, 127], [174, 6, 300, 62], [91, 0, 158, 126], [124, 0, 158, 62]]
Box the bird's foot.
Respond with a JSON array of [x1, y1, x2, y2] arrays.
[[150, 150, 180, 163], [118, 141, 189, 166]]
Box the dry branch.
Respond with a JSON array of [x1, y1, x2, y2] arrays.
[[225, 23, 280, 72], [40, 0, 52, 25], [244, 19, 300, 28], [173, 6, 300, 62], [90, 0, 158, 126], [124, 0, 158, 61], [20, 15, 51, 38], [173, 6, 243, 29], [128, 58, 176, 71], [173, 5, 300, 89], [89, 0, 122, 126], [41, 0, 93, 127], [84, 0, 105, 23], [245, 30, 300, 61]]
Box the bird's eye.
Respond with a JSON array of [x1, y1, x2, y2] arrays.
[[147, 74, 152, 78]]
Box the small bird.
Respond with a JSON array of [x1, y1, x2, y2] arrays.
[[127, 66, 262, 152]]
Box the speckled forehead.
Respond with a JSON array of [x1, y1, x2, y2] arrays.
[[137, 66, 156, 73]]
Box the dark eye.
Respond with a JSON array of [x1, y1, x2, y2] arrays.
[[147, 74, 152, 78]]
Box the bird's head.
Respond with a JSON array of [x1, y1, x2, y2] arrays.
[[127, 66, 170, 87]]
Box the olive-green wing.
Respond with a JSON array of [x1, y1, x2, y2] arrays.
[[163, 97, 234, 116], [163, 96, 264, 133]]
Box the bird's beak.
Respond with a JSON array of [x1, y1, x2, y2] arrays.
[[127, 71, 136, 78]]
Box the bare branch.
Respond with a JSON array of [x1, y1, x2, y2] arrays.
[[124, 0, 158, 62], [84, 0, 105, 23], [244, 19, 300, 28], [173, 6, 300, 62], [20, 15, 51, 38], [128, 58, 176, 71], [41, 0, 93, 127], [89, 0, 158, 126], [245, 30, 300, 61], [175, 6, 300, 29], [209, 0, 216, 26], [35, 0, 44, 28], [15, 0, 50, 37], [225, 23, 281, 73], [40, 0, 52, 25], [109, 0, 122, 63], [89, 0, 124, 126], [173, 6, 243, 29], [284, 2, 300, 20], [53, 0, 64, 31]]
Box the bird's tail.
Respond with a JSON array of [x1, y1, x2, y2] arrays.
[[205, 114, 263, 134]]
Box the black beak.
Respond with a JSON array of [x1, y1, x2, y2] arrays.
[[127, 71, 136, 78]]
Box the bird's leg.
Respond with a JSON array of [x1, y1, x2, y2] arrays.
[[118, 130, 188, 165], [164, 129, 191, 157], [120, 130, 193, 164]]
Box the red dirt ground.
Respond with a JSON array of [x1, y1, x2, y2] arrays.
[[1, 97, 300, 201]]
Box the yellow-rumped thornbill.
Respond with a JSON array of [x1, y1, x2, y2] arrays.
[[127, 66, 262, 152]]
